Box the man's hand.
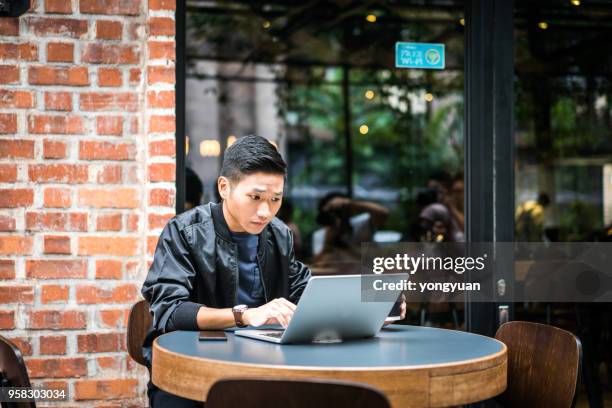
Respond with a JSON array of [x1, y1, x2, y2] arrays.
[[383, 293, 407, 326], [242, 298, 297, 328]]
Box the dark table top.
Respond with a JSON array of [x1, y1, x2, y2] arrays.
[[155, 325, 505, 369]]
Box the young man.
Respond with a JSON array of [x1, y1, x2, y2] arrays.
[[141, 135, 311, 406]]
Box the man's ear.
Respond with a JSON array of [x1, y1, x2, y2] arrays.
[[217, 176, 230, 200]]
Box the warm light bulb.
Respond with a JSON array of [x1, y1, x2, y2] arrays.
[[366, 14, 377, 23], [262, 20, 271, 29], [227, 135, 236, 147], [538, 21, 548, 30], [365, 90, 375, 100], [424, 93, 434, 102], [199, 140, 221, 157], [571, 0, 580, 6], [359, 125, 369, 135], [459, 18, 465, 26]]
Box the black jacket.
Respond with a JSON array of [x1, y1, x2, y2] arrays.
[[140, 202, 311, 364]]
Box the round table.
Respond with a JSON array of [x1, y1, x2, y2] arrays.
[[152, 325, 507, 407]]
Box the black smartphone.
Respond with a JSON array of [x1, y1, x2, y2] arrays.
[[198, 331, 227, 341]]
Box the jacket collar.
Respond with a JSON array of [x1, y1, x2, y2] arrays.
[[210, 202, 269, 257]]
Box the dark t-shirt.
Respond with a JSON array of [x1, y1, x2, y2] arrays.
[[231, 231, 265, 307]]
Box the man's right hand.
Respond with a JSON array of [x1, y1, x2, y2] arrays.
[[242, 298, 297, 328]]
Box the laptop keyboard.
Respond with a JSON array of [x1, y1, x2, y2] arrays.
[[261, 331, 284, 338]]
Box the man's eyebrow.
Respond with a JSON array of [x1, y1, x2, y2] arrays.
[[251, 188, 283, 196]]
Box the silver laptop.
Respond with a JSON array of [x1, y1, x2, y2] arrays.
[[234, 274, 405, 344]]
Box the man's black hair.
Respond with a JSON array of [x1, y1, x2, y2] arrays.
[[220, 135, 287, 183]]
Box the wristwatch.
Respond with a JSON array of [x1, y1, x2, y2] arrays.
[[232, 304, 249, 327]]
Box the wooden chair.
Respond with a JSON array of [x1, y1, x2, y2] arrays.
[[205, 378, 391, 408], [495, 321, 581, 408], [127, 299, 153, 366], [0, 335, 36, 408]]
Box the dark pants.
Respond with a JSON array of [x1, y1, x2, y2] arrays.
[[148, 381, 203, 407]]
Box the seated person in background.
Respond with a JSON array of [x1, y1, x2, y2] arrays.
[[418, 203, 463, 243], [312, 193, 389, 270], [141, 135, 312, 407], [184, 166, 203, 210]]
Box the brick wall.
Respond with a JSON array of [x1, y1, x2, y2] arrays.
[[0, 0, 176, 405]]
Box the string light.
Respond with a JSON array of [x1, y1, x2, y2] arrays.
[[424, 93, 434, 102], [365, 90, 375, 99], [199, 140, 221, 157], [538, 21, 549, 30], [359, 125, 369, 135], [366, 14, 377, 23]]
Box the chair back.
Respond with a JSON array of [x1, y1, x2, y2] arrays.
[[0, 335, 35, 408], [495, 321, 581, 408], [127, 299, 152, 366], [206, 378, 391, 408]]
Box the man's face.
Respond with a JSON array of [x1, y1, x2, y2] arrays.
[[218, 172, 284, 234]]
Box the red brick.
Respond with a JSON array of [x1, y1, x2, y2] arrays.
[[0, 216, 16, 232], [46, 0, 72, 13], [126, 214, 139, 232], [42, 139, 67, 159], [0, 90, 35, 108], [0, 65, 20, 84], [0, 285, 34, 304], [40, 335, 67, 354], [27, 310, 86, 330], [80, 92, 138, 112], [81, 44, 139, 64], [40, 285, 69, 304], [0, 260, 15, 279], [40, 285, 70, 305], [78, 237, 139, 256], [148, 213, 173, 230], [27, 17, 88, 38], [0, 43, 38, 61], [96, 20, 123, 40], [95, 165, 122, 184], [0, 18, 19, 36], [98, 67, 122, 87], [148, 41, 174, 60], [0, 165, 17, 183], [25, 212, 88, 232], [128, 21, 143, 41], [78, 188, 139, 208], [8, 337, 32, 356], [98, 309, 129, 329], [27, 357, 87, 378], [148, 17, 174, 36], [0, 140, 34, 159], [28, 114, 84, 134], [47, 42, 74, 62], [76, 284, 138, 304], [129, 68, 141, 85], [96, 259, 122, 279], [26, 259, 87, 279], [0, 189, 34, 208], [29, 164, 88, 183], [96, 355, 123, 372], [43, 235, 71, 254], [148, 163, 175, 182], [43, 187, 71, 208], [147, 90, 174, 109], [96, 116, 123, 136], [29, 66, 89, 86], [44, 92, 72, 111], [0, 113, 17, 133], [0, 236, 32, 255], [96, 214, 122, 231], [74, 379, 137, 400], [80, 0, 141, 15], [149, 188, 174, 207], [79, 141, 136, 161], [0, 311, 15, 329], [147, 66, 174, 84], [149, 0, 175, 11], [77, 333, 124, 353], [147, 235, 159, 255]]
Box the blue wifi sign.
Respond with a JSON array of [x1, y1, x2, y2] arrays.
[[395, 42, 445, 70]]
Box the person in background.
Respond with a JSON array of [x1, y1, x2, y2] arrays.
[[277, 198, 303, 258], [184, 167, 203, 211], [515, 193, 550, 242], [312, 193, 389, 265]]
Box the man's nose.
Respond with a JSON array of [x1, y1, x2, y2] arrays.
[[257, 202, 271, 219]]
